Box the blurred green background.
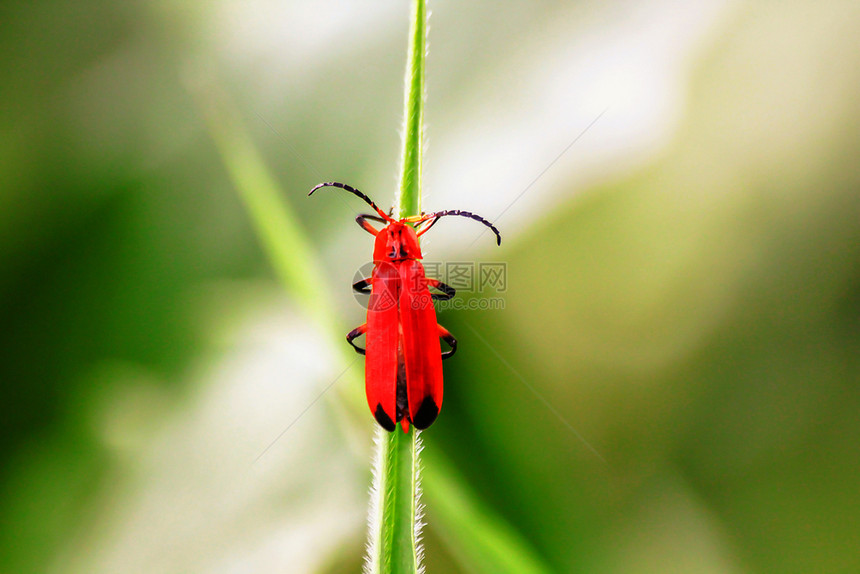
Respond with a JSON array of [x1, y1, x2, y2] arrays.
[[2, 1, 859, 573]]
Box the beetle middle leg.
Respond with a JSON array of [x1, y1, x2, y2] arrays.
[[352, 278, 372, 295], [346, 324, 367, 355], [427, 278, 455, 301]]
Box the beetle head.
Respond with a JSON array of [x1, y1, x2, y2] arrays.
[[374, 221, 422, 262]]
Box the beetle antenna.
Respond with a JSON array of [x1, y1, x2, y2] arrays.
[[419, 210, 502, 245], [309, 182, 391, 221]]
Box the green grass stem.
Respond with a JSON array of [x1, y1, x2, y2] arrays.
[[367, 0, 426, 572]]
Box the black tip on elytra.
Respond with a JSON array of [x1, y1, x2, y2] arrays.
[[374, 404, 396, 432], [411, 396, 439, 430]]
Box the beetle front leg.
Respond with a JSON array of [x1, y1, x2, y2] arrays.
[[416, 215, 440, 236], [355, 214, 384, 236], [346, 324, 367, 355], [427, 278, 455, 301], [439, 324, 457, 359]]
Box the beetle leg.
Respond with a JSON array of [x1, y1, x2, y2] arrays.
[[438, 324, 457, 359], [427, 278, 455, 301], [416, 215, 440, 236], [352, 278, 372, 295], [355, 214, 382, 236], [346, 324, 367, 355]]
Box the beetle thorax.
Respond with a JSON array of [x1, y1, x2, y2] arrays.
[[374, 221, 422, 262]]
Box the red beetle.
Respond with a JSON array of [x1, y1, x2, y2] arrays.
[[310, 182, 501, 431]]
